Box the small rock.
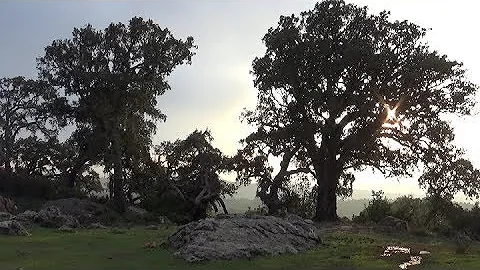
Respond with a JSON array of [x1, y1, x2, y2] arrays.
[[58, 225, 76, 233], [0, 220, 30, 236], [88, 222, 108, 229], [145, 224, 159, 230], [0, 212, 13, 222], [144, 241, 157, 249]]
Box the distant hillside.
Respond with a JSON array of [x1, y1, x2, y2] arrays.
[[227, 184, 477, 217], [223, 196, 369, 217]]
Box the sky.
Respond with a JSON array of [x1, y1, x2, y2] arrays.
[[1, 0, 479, 200]]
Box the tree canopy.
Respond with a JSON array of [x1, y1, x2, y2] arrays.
[[37, 17, 196, 211], [0, 76, 63, 173], [239, 0, 478, 220]]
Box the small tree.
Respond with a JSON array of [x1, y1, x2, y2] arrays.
[[146, 130, 236, 222]]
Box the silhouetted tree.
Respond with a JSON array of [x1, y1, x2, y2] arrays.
[[37, 17, 196, 211], [231, 134, 313, 215], [245, 0, 478, 221], [154, 130, 236, 221], [0, 77, 64, 173], [16, 136, 103, 197], [420, 153, 480, 201]]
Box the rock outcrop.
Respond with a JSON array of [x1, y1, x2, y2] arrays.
[[15, 210, 38, 222], [41, 198, 115, 225], [35, 206, 79, 228], [0, 220, 30, 236], [125, 206, 148, 221], [169, 214, 322, 262], [377, 216, 409, 233], [0, 212, 13, 222]]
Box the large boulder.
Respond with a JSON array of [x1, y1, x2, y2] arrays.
[[41, 198, 116, 225], [35, 206, 79, 228], [377, 216, 409, 233], [0, 220, 30, 236], [0, 196, 17, 214], [169, 214, 322, 262]]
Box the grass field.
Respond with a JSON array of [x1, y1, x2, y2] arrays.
[[1, 226, 480, 270]]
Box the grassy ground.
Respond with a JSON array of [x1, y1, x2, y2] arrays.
[[1, 226, 480, 270]]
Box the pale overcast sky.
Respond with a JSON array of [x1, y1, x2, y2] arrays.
[[1, 0, 479, 200]]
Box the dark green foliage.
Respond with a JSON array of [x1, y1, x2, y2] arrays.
[[241, 0, 478, 221], [354, 191, 391, 223], [0, 171, 54, 200], [15, 136, 103, 198], [0, 76, 64, 173], [282, 181, 317, 219], [352, 192, 480, 241], [389, 195, 423, 224], [135, 130, 237, 223], [38, 17, 196, 212]]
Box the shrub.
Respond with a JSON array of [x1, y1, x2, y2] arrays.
[[354, 190, 391, 223], [0, 171, 54, 199]]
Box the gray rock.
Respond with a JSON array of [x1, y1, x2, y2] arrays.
[[169, 214, 322, 262], [145, 224, 159, 230], [58, 225, 76, 233], [378, 216, 409, 232], [41, 198, 114, 225], [0, 211, 13, 222], [15, 210, 38, 221], [0, 220, 30, 236], [158, 215, 173, 225], [88, 222, 108, 229], [125, 206, 148, 221], [35, 206, 79, 228]]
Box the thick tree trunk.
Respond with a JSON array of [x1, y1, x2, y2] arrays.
[[314, 165, 338, 221], [311, 150, 340, 221]]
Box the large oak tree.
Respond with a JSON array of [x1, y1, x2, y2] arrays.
[[243, 0, 478, 221], [38, 17, 196, 211]]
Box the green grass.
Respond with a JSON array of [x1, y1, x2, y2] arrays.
[[1, 226, 480, 270]]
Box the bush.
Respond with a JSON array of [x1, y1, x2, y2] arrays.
[[354, 190, 391, 223], [0, 171, 54, 199]]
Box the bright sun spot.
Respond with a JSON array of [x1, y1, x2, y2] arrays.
[[385, 104, 397, 122], [382, 102, 402, 129]]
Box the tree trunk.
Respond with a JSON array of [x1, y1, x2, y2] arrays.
[[111, 134, 126, 213], [257, 178, 282, 215], [315, 168, 338, 221], [3, 132, 13, 174], [66, 158, 86, 188], [312, 153, 340, 221]]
